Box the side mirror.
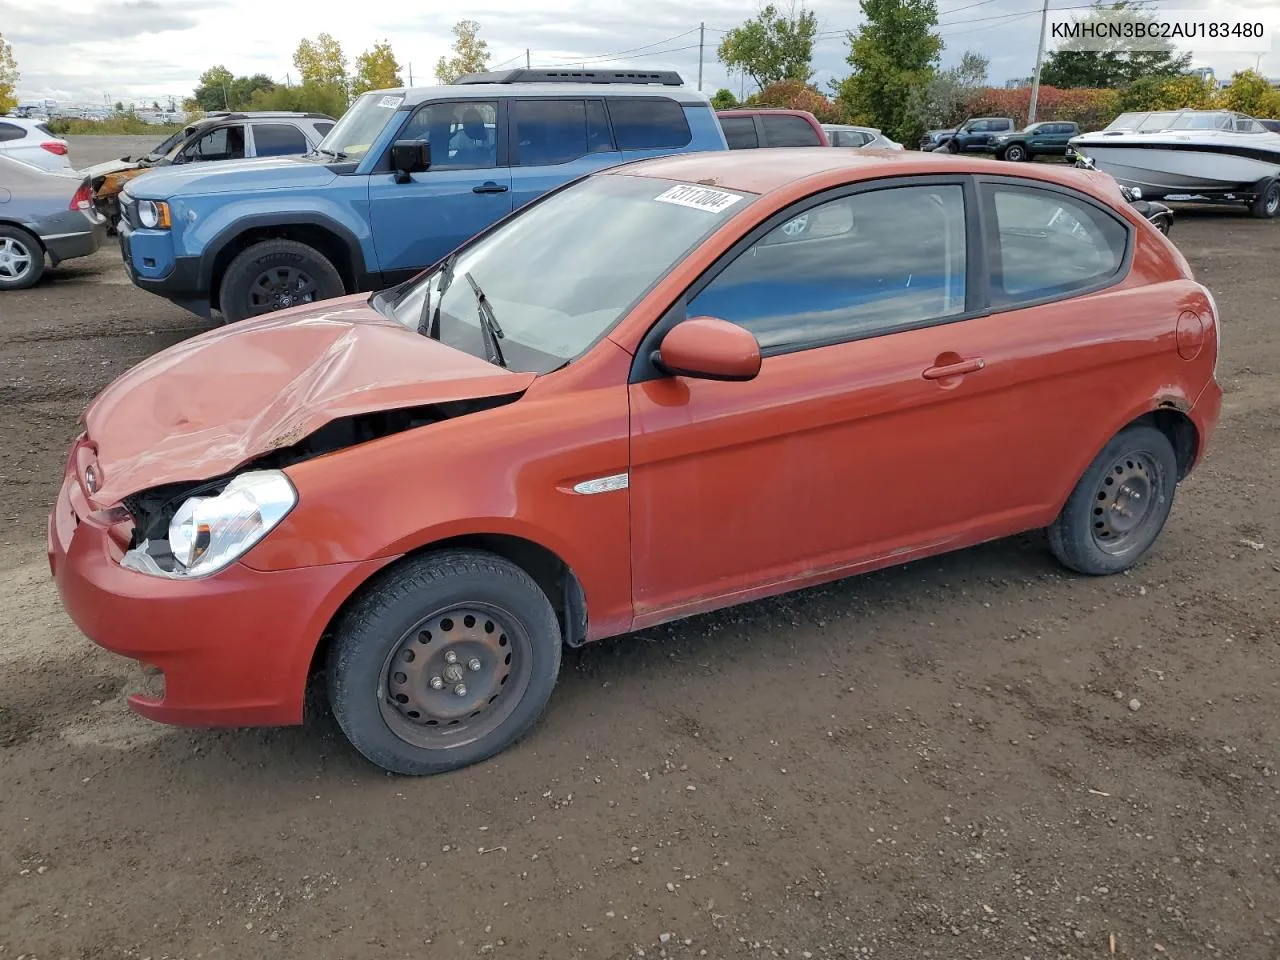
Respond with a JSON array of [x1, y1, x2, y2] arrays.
[[653, 317, 761, 382], [391, 139, 430, 183]]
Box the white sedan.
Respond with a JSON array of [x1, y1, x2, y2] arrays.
[[822, 123, 904, 151], [0, 118, 72, 172]]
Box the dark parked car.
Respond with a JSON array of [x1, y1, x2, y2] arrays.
[[717, 109, 829, 148], [0, 154, 108, 290], [990, 121, 1081, 162], [1259, 119, 1280, 133], [920, 117, 1014, 152]]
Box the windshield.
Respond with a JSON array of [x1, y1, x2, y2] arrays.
[[1136, 111, 1178, 132], [1168, 111, 1231, 130], [317, 92, 404, 158], [151, 126, 194, 159], [382, 174, 756, 373]]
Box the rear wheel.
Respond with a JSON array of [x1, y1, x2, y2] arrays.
[[217, 239, 345, 323], [1048, 424, 1179, 575], [0, 226, 44, 291], [327, 550, 563, 775], [1249, 179, 1280, 219]]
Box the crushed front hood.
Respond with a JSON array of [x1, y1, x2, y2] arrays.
[[81, 296, 535, 507], [83, 157, 141, 179]]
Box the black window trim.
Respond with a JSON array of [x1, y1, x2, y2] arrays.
[[975, 173, 1134, 313], [628, 173, 987, 384], [372, 98, 510, 173], [506, 96, 618, 168]]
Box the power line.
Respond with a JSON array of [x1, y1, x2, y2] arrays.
[[538, 28, 699, 65], [534, 43, 703, 68]]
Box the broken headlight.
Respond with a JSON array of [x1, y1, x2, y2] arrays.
[[121, 471, 296, 578]]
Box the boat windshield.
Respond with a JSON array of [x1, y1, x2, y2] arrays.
[[1168, 111, 1233, 131], [1104, 112, 1146, 130], [1136, 112, 1178, 132]]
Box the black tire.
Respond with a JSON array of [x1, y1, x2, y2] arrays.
[[1048, 424, 1179, 576], [0, 224, 45, 291], [217, 238, 345, 323], [1249, 180, 1280, 219], [327, 549, 563, 775], [945, 138, 960, 154], [1003, 143, 1027, 162]]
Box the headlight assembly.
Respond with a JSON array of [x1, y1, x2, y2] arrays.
[[137, 199, 171, 229], [121, 471, 297, 578]]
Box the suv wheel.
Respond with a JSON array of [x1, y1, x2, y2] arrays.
[[1003, 143, 1027, 162], [218, 238, 345, 323], [0, 226, 44, 291]]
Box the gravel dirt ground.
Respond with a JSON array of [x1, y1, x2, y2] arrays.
[[2, 140, 1279, 960]]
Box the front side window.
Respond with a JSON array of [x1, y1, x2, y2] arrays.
[[762, 113, 820, 146], [253, 123, 308, 157], [606, 98, 691, 149], [400, 101, 498, 169], [512, 99, 612, 166], [687, 184, 968, 352], [984, 184, 1128, 305], [382, 175, 754, 372], [181, 125, 245, 161]]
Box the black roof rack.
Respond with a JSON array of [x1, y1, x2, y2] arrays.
[[453, 68, 684, 86]]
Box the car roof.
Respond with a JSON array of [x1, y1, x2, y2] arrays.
[[198, 111, 333, 122], [717, 108, 813, 116], [382, 83, 709, 108], [604, 148, 1122, 201]]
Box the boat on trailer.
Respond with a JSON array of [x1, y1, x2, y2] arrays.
[[1068, 109, 1280, 218]]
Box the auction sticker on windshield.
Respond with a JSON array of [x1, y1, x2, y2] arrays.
[[378, 95, 405, 108], [654, 184, 745, 214]]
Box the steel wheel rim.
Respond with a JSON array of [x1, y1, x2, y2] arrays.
[[1267, 188, 1279, 215], [377, 603, 533, 750], [1091, 451, 1162, 555], [248, 265, 318, 312], [0, 236, 34, 281]]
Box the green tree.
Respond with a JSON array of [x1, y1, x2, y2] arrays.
[[249, 82, 348, 119], [836, 0, 942, 142], [0, 33, 17, 116], [908, 49, 988, 131], [113, 100, 125, 113], [192, 65, 235, 110], [717, 3, 818, 92], [294, 33, 348, 88], [710, 88, 739, 109], [1217, 69, 1280, 117], [1040, 1, 1192, 88], [435, 20, 490, 84], [352, 41, 403, 96]]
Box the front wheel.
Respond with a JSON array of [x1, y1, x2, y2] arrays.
[[327, 550, 563, 775], [217, 238, 345, 323], [1003, 144, 1027, 162], [1048, 424, 1179, 575]]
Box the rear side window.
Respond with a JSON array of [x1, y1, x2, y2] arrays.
[[606, 98, 691, 149], [0, 123, 24, 142], [253, 123, 308, 157], [720, 116, 758, 149], [983, 183, 1128, 305], [762, 114, 820, 146], [513, 99, 614, 166], [312, 121, 335, 137]]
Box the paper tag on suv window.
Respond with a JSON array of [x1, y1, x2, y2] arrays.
[[377, 95, 404, 109], [654, 184, 743, 213]]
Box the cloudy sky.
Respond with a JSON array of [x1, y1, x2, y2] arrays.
[[5, 0, 1278, 106]]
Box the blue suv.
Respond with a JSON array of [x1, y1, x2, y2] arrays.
[[117, 69, 728, 322]]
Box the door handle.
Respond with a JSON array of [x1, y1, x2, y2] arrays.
[[922, 357, 985, 380], [473, 182, 509, 194]]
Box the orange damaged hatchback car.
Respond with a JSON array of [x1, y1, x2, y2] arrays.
[[49, 149, 1222, 775]]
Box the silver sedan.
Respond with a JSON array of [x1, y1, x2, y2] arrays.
[[0, 154, 108, 290], [821, 124, 904, 150]]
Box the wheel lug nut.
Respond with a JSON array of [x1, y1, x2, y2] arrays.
[[444, 651, 458, 664], [468, 658, 482, 672], [454, 683, 468, 697], [430, 676, 444, 690]]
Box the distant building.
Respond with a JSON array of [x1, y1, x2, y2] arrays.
[[1004, 77, 1033, 89]]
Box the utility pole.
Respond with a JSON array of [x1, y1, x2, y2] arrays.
[[1027, 0, 1050, 124], [408, 63, 414, 85], [697, 22, 705, 90], [526, 48, 531, 68]]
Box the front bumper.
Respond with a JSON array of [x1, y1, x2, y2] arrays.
[[47, 463, 391, 727], [118, 221, 210, 318]]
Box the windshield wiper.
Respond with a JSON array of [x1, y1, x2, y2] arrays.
[[421, 252, 458, 338], [316, 147, 349, 160], [464, 271, 506, 368]]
